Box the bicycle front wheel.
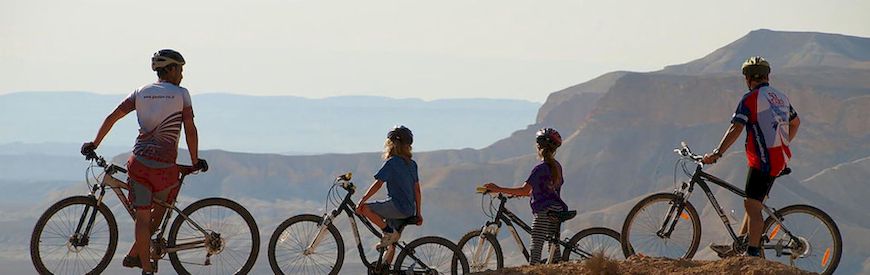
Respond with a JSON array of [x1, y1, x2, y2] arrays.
[[455, 229, 502, 272], [562, 227, 623, 262], [762, 204, 842, 275], [30, 196, 118, 275], [267, 214, 344, 275], [395, 236, 470, 274], [167, 197, 259, 275], [621, 193, 701, 259]]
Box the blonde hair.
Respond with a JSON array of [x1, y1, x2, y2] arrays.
[[383, 138, 413, 160]]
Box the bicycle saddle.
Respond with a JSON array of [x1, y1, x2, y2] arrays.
[[392, 216, 420, 232], [549, 210, 577, 222]]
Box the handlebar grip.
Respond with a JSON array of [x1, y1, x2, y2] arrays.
[[112, 165, 128, 174], [475, 186, 489, 194], [338, 172, 352, 181]]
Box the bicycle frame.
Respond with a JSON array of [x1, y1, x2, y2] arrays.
[[307, 180, 433, 271], [475, 194, 592, 263], [661, 163, 799, 250], [72, 160, 213, 256]]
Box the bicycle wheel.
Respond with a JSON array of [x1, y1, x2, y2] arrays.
[[762, 204, 842, 275], [167, 197, 259, 275], [621, 193, 701, 259], [30, 196, 118, 275], [455, 229, 502, 272], [395, 236, 470, 274], [562, 227, 623, 262], [268, 214, 344, 275]]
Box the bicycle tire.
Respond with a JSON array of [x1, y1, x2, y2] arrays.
[[267, 214, 345, 275], [620, 192, 701, 259], [395, 236, 470, 274], [167, 197, 259, 275], [562, 227, 622, 262], [761, 204, 842, 275], [455, 229, 503, 272], [30, 196, 118, 275]]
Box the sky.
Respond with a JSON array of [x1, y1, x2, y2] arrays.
[[2, 0, 869, 102]]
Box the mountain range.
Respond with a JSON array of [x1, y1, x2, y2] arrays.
[[4, 29, 869, 274]]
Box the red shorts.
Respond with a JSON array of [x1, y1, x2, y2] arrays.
[[127, 156, 180, 209]]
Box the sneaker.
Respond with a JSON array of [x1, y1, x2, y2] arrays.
[[122, 255, 141, 268], [709, 243, 736, 258], [376, 231, 400, 249]]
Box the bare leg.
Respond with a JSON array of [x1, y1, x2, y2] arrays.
[[135, 208, 153, 272], [744, 198, 765, 247], [357, 204, 387, 229], [385, 244, 396, 265]]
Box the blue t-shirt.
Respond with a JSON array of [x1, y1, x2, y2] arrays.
[[374, 156, 419, 216], [527, 162, 567, 213]]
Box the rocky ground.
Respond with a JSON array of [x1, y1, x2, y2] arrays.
[[472, 255, 816, 275]]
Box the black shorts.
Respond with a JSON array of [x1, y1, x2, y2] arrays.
[[745, 168, 775, 201]]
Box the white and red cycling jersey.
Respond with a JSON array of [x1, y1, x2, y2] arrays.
[[731, 83, 798, 176], [118, 81, 193, 164]]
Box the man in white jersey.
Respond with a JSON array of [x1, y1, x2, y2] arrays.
[[81, 49, 203, 274]]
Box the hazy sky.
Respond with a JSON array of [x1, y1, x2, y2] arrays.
[[2, 0, 868, 102]]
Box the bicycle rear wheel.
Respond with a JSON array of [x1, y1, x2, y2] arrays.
[[395, 236, 470, 274], [762, 204, 842, 275], [167, 197, 259, 275], [620, 193, 701, 259], [562, 227, 622, 262], [30, 196, 118, 275], [267, 214, 344, 275], [455, 229, 502, 272]]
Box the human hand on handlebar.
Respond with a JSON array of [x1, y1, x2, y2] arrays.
[[483, 182, 499, 192], [195, 159, 209, 172], [81, 142, 97, 160], [701, 152, 720, 164], [415, 216, 423, 226]]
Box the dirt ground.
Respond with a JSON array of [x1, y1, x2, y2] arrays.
[[472, 255, 816, 275]]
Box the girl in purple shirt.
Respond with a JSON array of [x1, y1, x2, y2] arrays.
[[484, 128, 566, 264]]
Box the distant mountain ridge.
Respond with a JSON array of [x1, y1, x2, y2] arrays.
[[663, 29, 870, 74], [0, 92, 539, 154]]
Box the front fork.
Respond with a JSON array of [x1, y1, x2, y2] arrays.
[[71, 186, 106, 247], [470, 224, 500, 268], [305, 211, 338, 255]]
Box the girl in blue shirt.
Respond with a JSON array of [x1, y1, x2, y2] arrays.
[[357, 126, 422, 263]]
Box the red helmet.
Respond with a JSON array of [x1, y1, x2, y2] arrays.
[[535, 128, 561, 148]]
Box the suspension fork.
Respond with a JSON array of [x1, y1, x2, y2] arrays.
[[73, 185, 107, 245], [658, 181, 694, 238], [304, 208, 342, 255]]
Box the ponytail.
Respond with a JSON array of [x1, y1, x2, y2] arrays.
[[540, 147, 562, 188]]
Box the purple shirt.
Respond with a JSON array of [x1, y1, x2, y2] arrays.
[[527, 162, 568, 213]]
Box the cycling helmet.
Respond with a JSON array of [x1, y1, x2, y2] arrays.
[[151, 49, 186, 71], [388, 125, 413, 145], [536, 128, 561, 148], [741, 56, 770, 79]]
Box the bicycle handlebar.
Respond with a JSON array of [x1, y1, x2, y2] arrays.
[[674, 141, 704, 163], [82, 148, 206, 176], [475, 185, 523, 199]]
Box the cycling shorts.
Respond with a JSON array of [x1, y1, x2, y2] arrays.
[[745, 167, 775, 201], [127, 156, 180, 209]]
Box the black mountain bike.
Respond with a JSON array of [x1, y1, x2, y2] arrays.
[[620, 142, 842, 275], [30, 152, 260, 275], [455, 186, 622, 272], [267, 173, 470, 274]]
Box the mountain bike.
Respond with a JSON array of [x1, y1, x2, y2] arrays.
[[267, 172, 470, 274], [620, 142, 842, 275], [455, 186, 622, 272], [29, 152, 260, 275]]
